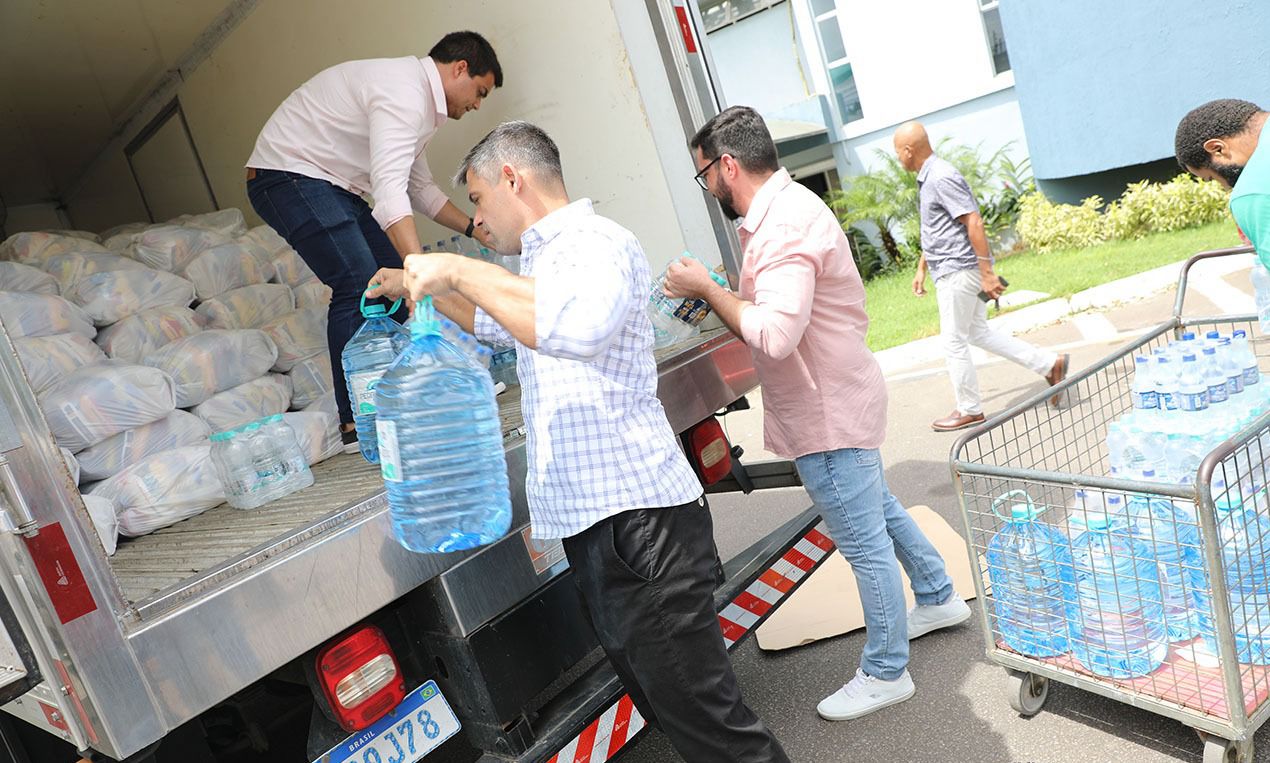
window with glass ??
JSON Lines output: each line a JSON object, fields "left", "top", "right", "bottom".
{"left": 698, "top": 0, "right": 786, "bottom": 33}
{"left": 810, "top": 1, "right": 862, "bottom": 125}
{"left": 979, "top": 0, "right": 1011, "bottom": 75}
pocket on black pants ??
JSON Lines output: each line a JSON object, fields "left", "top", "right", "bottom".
{"left": 608, "top": 511, "right": 655, "bottom": 583}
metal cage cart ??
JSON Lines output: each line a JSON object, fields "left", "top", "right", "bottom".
{"left": 952, "top": 247, "right": 1270, "bottom": 763}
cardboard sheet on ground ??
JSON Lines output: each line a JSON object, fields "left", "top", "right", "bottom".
{"left": 756, "top": 506, "right": 977, "bottom": 651}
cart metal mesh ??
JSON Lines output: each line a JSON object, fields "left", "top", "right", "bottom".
{"left": 951, "top": 249, "right": 1270, "bottom": 752}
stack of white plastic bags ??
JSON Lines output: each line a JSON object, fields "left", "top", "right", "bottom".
{"left": 0, "top": 215, "right": 343, "bottom": 543}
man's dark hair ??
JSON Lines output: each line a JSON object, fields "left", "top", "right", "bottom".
{"left": 1174, "top": 98, "right": 1261, "bottom": 169}
{"left": 430, "top": 31, "right": 503, "bottom": 88}
{"left": 690, "top": 106, "right": 780, "bottom": 174}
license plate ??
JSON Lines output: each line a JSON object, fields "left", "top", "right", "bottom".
{"left": 314, "top": 681, "right": 460, "bottom": 763}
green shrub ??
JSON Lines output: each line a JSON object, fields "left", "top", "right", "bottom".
{"left": 1103, "top": 174, "right": 1231, "bottom": 239}
{"left": 846, "top": 226, "right": 888, "bottom": 280}
{"left": 1015, "top": 193, "right": 1108, "bottom": 252}
{"left": 1016, "top": 174, "right": 1231, "bottom": 252}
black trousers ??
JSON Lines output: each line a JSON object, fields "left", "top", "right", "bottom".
{"left": 562, "top": 497, "right": 790, "bottom": 763}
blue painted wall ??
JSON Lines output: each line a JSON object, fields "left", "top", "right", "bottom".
{"left": 999, "top": 0, "right": 1270, "bottom": 182}
{"left": 705, "top": 3, "right": 810, "bottom": 116}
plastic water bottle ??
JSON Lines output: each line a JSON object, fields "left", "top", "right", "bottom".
{"left": 1069, "top": 514, "right": 1169, "bottom": 678}
{"left": 1251, "top": 261, "right": 1270, "bottom": 331}
{"left": 1202, "top": 346, "right": 1230, "bottom": 406}
{"left": 210, "top": 429, "right": 255, "bottom": 506}
{"left": 1197, "top": 484, "right": 1270, "bottom": 663}
{"left": 342, "top": 295, "right": 409, "bottom": 464}
{"left": 1232, "top": 330, "right": 1261, "bottom": 388}
{"left": 1163, "top": 433, "right": 1206, "bottom": 485}
{"left": 1131, "top": 356, "right": 1158, "bottom": 411}
{"left": 986, "top": 491, "right": 1073, "bottom": 657}
{"left": 1154, "top": 354, "right": 1177, "bottom": 412}
{"left": 210, "top": 418, "right": 313, "bottom": 509}
{"left": 1107, "top": 421, "right": 1152, "bottom": 476}
{"left": 1126, "top": 484, "right": 1201, "bottom": 642}
{"left": 260, "top": 414, "right": 314, "bottom": 490}
{"left": 1218, "top": 337, "right": 1246, "bottom": 398}
{"left": 374, "top": 298, "right": 512, "bottom": 553}
{"left": 648, "top": 253, "right": 730, "bottom": 349}
{"left": 1175, "top": 354, "right": 1209, "bottom": 412}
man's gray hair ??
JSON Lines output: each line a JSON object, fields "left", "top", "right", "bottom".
{"left": 452, "top": 120, "right": 564, "bottom": 187}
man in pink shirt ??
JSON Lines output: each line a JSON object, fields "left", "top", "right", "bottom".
{"left": 664, "top": 106, "right": 970, "bottom": 722}
{"left": 245, "top": 31, "right": 501, "bottom": 451}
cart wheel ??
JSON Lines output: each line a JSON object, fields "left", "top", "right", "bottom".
{"left": 1201, "top": 735, "right": 1254, "bottom": 763}
{"left": 1005, "top": 670, "right": 1049, "bottom": 716}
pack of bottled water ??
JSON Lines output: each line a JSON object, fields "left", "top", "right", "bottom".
{"left": 1111, "top": 330, "right": 1266, "bottom": 485}
{"left": 208, "top": 413, "right": 314, "bottom": 510}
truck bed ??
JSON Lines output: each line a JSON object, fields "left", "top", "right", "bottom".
{"left": 108, "top": 331, "right": 725, "bottom": 608}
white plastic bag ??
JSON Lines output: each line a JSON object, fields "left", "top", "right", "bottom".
{"left": 242, "top": 225, "right": 290, "bottom": 257}
{"left": 68, "top": 269, "right": 195, "bottom": 326}
{"left": 39, "top": 362, "right": 176, "bottom": 452}
{"left": 288, "top": 355, "right": 334, "bottom": 409}
{"left": 171, "top": 209, "right": 248, "bottom": 239}
{"left": 94, "top": 306, "right": 204, "bottom": 363}
{"left": 49, "top": 230, "right": 101, "bottom": 243}
{"left": 195, "top": 283, "right": 294, "bottom": 330}
{"left": 81, "top": 495, "right": 119, "bottom": 555}
{"left": 271, "top": 250, "right": 317, "bottom": 287}
{"left": 1, "top": 231, "right": 108, "bottom": 263}
{"left": 0, "top": 262, "right": 59, "bottom": 295}
{"left": 192, "top": 375, "right": 292, "bottom": 432}
{"left": 88, "top": 445, "right": 225, "bottom": 537}
{"left": 101, "top": 223, "right": 151, "bottom": 252}
{"left": 143, "top": 329, "right": 278, "bottom": 407}
{"left": 263, "top": 307, "right": 328, "bottom": 372}
{"left": 60, "top": 448, "right": 80, "bottom": 485}
{"left": 130, "top": 225, "right": 230, "bottom": 272}
{"left": 0, "top": 292, "right": 96, "bottom": 339}
{"left": 14, "top": 333, "right": 107, "bottom": 395}
{"left": 182, "top": 243, "right": 274, "bottom": 300}
{"left": 42, "top": 251, "right": 147, "bottom": 291}
{"left": 284, "top": 411, "right": 342, "bottom": 466}
{"left": 302, "top": 391, "right": 338, "bottom": 418}
{"left": 293, "top": 279, "right": 333, "bottom": 309}
{"left": 76, "top": 410, "right": 211, "bottom": 483}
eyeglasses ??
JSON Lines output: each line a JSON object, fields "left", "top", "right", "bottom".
{"left": 693, "top": 155, "right": 723, "bottom": 190}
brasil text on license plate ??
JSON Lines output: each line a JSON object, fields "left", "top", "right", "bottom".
{"left": 315, "top": 680, "right": 460, "bottom": 763}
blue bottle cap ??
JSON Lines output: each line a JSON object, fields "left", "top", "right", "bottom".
{"left": 210, "top": 431, "right": 231, "bottom": 442}
{"left": 1203, "top": 347, "right": 1216, "bottom": 355}
{"left": 265, "top": 414, "right": 285, "bottom": 424}
{"left": 1207, "top": 330, "right": 1220, "bottom": 339}
{"left": 1182, "top": 332, "right": 1196, "bottom": 341}
{"left": 359, "top": 291, "right": 402, "bottom": 318}
{"left": 1084, "top": 515, "right": 1113, "bottom": 531}
{"left": 1182, "top": 353, "right": 1197, "bottom": 362}
{"left": 1234, "top": 329, "right": 1248, "bottom": 339}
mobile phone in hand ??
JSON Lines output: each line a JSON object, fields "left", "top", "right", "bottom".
{"left": 978, "top": 276, "right": 1009, "bottom": 303}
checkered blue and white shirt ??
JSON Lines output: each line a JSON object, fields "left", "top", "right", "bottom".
{"left": 473, "top": 199, "right": 703, "bottom": 539}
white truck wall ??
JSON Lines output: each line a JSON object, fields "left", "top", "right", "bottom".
{"left": 67, "top": 0, "right": 694, "bottom": 272}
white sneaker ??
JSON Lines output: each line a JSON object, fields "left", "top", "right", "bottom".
{"left": 907, "top": 597, "right": 971, "bottom": 640}
{"left": 817, "top": 668, "right": 916, "bottom": 721}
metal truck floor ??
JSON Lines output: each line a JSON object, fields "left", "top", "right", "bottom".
{"left": 109, "top": 387, "right": 527, "bottom": 607}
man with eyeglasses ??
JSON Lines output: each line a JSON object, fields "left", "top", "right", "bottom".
{"left": 245, "top": 31, "right": 502, "bottom": 454}
{"left": 666, "top": 105, "right": 969, "bottom": 723}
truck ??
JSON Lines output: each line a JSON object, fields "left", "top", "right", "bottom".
{"left": 0, "top": 2, "right": 828, "bottom": 761}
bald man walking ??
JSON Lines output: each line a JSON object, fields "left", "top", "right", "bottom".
{"left": 894, "top": 122, "right": 1068, "bottom": 431}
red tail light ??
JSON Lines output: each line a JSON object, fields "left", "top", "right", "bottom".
{"left": 316, "top": 625, "right": 406, "bottom": 732}
{"left": 687, "top": 418, "right": 732, "bottom": 485}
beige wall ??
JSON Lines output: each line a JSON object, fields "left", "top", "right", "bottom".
{"left": 3, "top": 203, "right": 63, "bottom": 234}
{"left": 66, "top": 151, "right": 150, "bottom": 233}
{"left": 169, "top": 0, "right": 687, "bottom": 267}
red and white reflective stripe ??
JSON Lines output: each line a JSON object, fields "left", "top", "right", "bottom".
{"left": 547, "top": 694, "right": 646, "bottom": 763}
{"left": 719, "top": 524, "right": 833, "bottom": 647}
{"left": 545, "top": 523, "right": 834, "bottom": 763}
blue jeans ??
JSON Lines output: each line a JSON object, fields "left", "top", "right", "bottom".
{"left": 795, "top": 447, "right": 955, "bottom": 681}
{"left": 246, "top": 169, "right": 403, "bottom": 424}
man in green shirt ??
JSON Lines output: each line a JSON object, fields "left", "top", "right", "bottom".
{"left": 1175, "top": 98, "right": 1270, "bottom": 266}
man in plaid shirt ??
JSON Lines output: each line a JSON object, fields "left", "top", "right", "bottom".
{"left": 368, "top": 121, "right": 789, "bottom": 763}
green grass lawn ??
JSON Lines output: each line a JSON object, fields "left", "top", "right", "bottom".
{"left": 863, "top": 221, "right": 1244, "bottom": 352}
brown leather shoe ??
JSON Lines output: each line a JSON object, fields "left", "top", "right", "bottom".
{"left": 931, "top": 410, "right": 986, "bottom": 432}
{"left": 1045, "top": 353, "right": 1070, "bottom": 407}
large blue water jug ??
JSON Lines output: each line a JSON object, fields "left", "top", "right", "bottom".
{"left": 342, "top": 294, "right": 409, "bottom": 464}
{"left": 1125, "top": 487, "right": 1203, "bottom": 642}
{"left": 1197, "top": 485, "right": 1270, "bottom": 664}
{"left": 985, "top": 491, "right": 1074, "bottom": 657}
{"left": 1069, "top": 515, "right": 1169, "bottom": 678}
{"left": 373, "top": 298, "right": 511, "bottom": 553}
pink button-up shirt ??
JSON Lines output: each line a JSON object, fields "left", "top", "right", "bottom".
{"left": 247, "top": 56, "right": 451, "bottom": 231}
{"left": 737, "top": 169, "right": 887, "bottom": 459}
